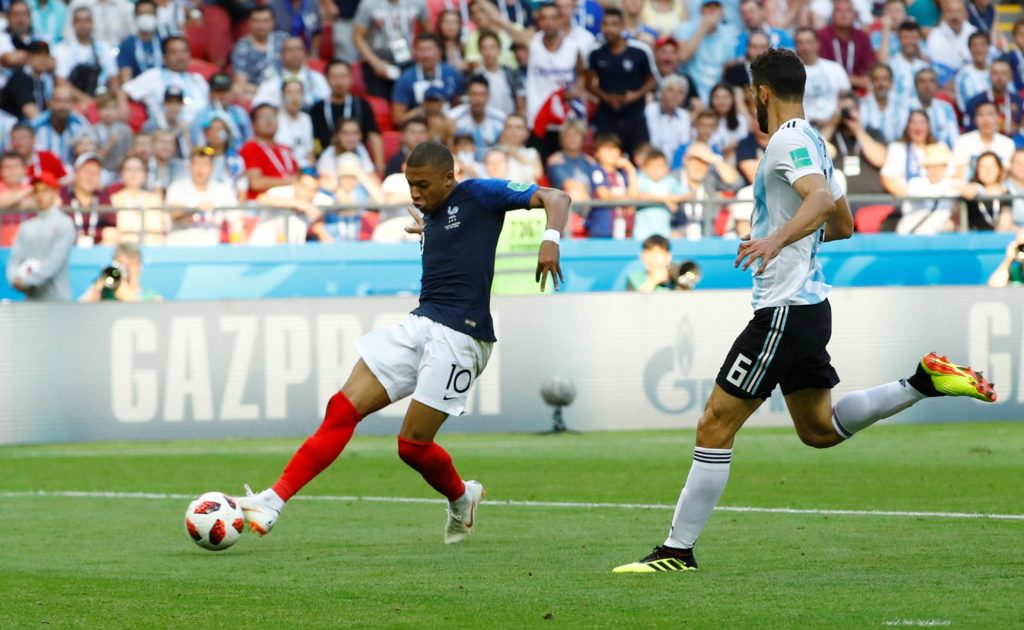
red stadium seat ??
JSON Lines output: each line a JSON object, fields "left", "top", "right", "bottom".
{"left": 426, "top": 0, "right": 447, "bottom": 25}
{"left": 127, "top": 100, "right": 149, "bottom": 133}
{"left": 381, "top": 130, "right": 403, "bottom": 162}
{"left": 366, "top": 95, "right": 394, "bottom": 132}
{"left": 319, "top": 22, "right": 334, "bottom": 61}
{"left": 359, "top": 210, "right": 379, "bottom": 240}
{"left": 854, "top": 205, "right": 896, "bottom": 233}
{"left": 308, "top": 58, "right": 326, "bottom": 75}
{"left": 350, "top": 62, "right": 367, "bottom": 97}
{"left": 188, "top": 59, "right": 220, "bottom": 81}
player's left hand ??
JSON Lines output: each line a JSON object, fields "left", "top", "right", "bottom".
{"left": 536, "top": 241, "right": 564, "bottom": 292}
{"left": 735, "top": 235, "right": 782, "bottom": 276}
{"left": 404, "top": 207, "right": 424, "bottom": 235}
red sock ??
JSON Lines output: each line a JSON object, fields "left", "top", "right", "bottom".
{"left": 272, "top": 392, "right": 362, "bottom": 501}
{"left": 396, "top": 437, "right": 466, "bottom": 502}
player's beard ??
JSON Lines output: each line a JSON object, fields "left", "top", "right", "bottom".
{"left": 755, "top": 92, "right": 769, "bottom": 134}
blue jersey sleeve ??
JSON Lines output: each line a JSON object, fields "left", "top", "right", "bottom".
{"left": 465, "top": 178, "right": 539, "bottom": 212}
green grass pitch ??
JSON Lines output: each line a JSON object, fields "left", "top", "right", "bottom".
{"left": 1, "top": 422, "right": 1022, "bottom": 628}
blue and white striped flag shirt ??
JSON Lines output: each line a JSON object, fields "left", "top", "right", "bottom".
{"left": 860, "top": 95, "right": 907, "bottom": 143}
{"left": 31, "top": 111, "right": 91, "bottom": 164}
{"left": 954, "top": 64, "right": 991, "bottom": 114}
{"left": 889, "top": 56, "right": 930, "bottom": 104}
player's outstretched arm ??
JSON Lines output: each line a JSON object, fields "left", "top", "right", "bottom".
{"left": 528, "top": 187, "right": 571, "bottom": 292}
{"left": 736, "top": 173, "right": 836, "bottom": 276}
{"left": 822, "top": 195, "right": 854, "bottom": 242}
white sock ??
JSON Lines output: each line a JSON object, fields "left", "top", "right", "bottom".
{"left": 260, "top": 489, "right": 285, "bottom": 511}
{"left": 664, "top": 447, "right": 732, "bottom": 550}
{"left": 831, "top": 379, "right": 926, "bottom": 439}
{"left": 450, "top": 485, "right": 472, "bottom": 508}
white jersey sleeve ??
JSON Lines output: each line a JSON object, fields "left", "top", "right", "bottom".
{"left": 770, "top": 123, "right": 844, "bottom": 201}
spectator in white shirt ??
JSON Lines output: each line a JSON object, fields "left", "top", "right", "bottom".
{"left": 165, "top": 147, "right": 241, "bottom": 245}
{"left": 252, "top": 36, "right": 330, "bottom": 109}
{"left": 53, "top": 7, "right": 120, "bottom": 102}
{"left": 645, "top": 74, "right": 692, "bottom": 161}
{"left": 122, "top": 36, "right": 210, "bottom": 125}
{"left": 796, "top": 26, "right": 851, "bottom": 128}
{"left": 898, "top": 142, "right": 965, "bottom": 235}
{"left": 953, "top": 100, "right": 1016, "bottom": 179}
{"left": 64, "top": 0, "right": 134, "bottom": 46}
{"left": 317, "top": 117, "right": 376, "bottom": 188}
{"left": 275, "top": 79, "right": 315, "bottom": 168}
{"left": 446, "top": 75, "right": 507, "bottom": 149}
{"left": 881, "top": 108, "right": 940, "bottom": 198}
{"left": 926, "top": 0, "right": 976, "bottom": 87}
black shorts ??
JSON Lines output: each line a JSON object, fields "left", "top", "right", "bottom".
{"left": 715, "top": 300, "right": 840, "bottom": 400}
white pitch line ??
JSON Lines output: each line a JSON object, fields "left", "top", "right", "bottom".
{"left": 1, "top": 490, "right": 1022, "bottom": 521}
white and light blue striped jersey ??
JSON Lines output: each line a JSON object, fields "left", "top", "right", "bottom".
{"left": 908, "top": 98, "right": 962, "bottom": 147}
{"left": 860, "top": 95, "right": 908, "bottom": 143}
{"left": 889, "top": 55, "right": 930, "bottom": 105}
{"left": 750, "top": 118, "right": 844, "bottom": 311}
{"left": 953, "top": 63, "right": 991, "bottom": 114}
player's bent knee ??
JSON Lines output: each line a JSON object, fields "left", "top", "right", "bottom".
{"left": 794, "top": 424, "right": 840, "bottom": 449}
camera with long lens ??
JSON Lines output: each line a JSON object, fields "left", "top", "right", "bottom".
{"left": 99, "top": 262, "right": 127, "bottom": 300}
{"left": 668, "top": 260, "right": 702, "bottom": 290}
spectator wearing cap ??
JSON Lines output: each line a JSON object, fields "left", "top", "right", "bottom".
{"left": 275, "top": 79, "right": 315, "bottom": 168}
{"left": 447, "top": 75, "right": 507, "bottom": 150}
{"left": 1, "top": 39, "right": 53, "bottom": 120}
{"left": 122, "top": 36, "right": 209, "bottom": 125}
{"left": 316, "top": 117, "right": 376, "bottom": 187}
{"left": 190, "top": 73, "right": 254, "bottom": 152}
{"left": 466, "top": 29, "right": 524, "bottom": 118}
{"left": 310, "top": 60, "right": 382, "bottom": 171}
{"left": 966, "top": 60, "right": 1023, "bottom": 135}
{"left": 735, "top": 0, "right": 794, "bottom": 59}
{"left": 896, "top": 142, "right": 964, "bottom": 235}
{"left": 61, "top": 152, "right": 116, "bottom": 246}
{"left": 384, "top": 116, "right": 428, "bottom": 177}
{"left": 8, "top": 122, "right": 65, "bottom": 180}
{"left": 888, "top": 21, "right": 931, "bottom": 104}
{"left": 909, "top": 68, "right": 960, "bottom": 147}
{"left": 927, "top": 0, "right": 976, "bottom": 86}
{"left": 165, "top": 146, "right": 242, "bottom": 245}
{"left": 31, "top": 84, "right": 91, "bottom": 164}
{"left": 64, "top": 0, "right": 134, "bottom": 47}
{"left": 796, "top": 27, "right": 851, "bottom": 129}
{"left": 5, "top": 170, "right": 75, "bottom": 301}
{"left": 587, "top": 8, "right": 657, "bottom": 157}
{"left": 116, "top": 0, "right": 163, "bottom": 84}
{"left": 88, "top": 92, "right": 134, "bottom": 173}
{"left": 241, "top": 103, "right": 300, "bottom": 200}
{"left": 53, "top": 7, "right": 120, "bottom": 102}
{"left": 817, "top": 0, "right": 876, "bottom": 92}
{"left": 674, "top": 0, "right": 739, "bottom": 104}
{"left": 141, "top": 87, "right": 191, "bottom": 158}
{"left": 953, "top": 100, "right": 1016, "bottom": 179}
{"left": 0, "top": 1, "right": 40, "bottom": 70}
{"left": 230, "top": 5, "right": 287, "bottom": 98}
{"left": 27, "top": 0, "right": 67, "bottom": 46}
{"left": 645, "top": 75, "right": 691, "bottom": 163}
{"left": 391, "top": 35, "right": 463, "bottom": 126}
{"left": 252, "top": 37, "right": 330, "bottom": 110}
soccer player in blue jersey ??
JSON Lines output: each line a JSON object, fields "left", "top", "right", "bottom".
{"left": 613, "top": 48, "right": 997, "bottom": 573}
{"left": 239, "top": 141, "right": 570, "bottom": 544}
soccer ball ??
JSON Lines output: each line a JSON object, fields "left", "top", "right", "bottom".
{"left": 185, "top": 492, "right": 245, "bottom": 551}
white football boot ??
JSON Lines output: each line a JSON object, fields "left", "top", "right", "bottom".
{"left": 444, "top": 480, "right": 484, "bottom": 544}
{"left": 238, "top": 484, "right": 281, "bottom": 536}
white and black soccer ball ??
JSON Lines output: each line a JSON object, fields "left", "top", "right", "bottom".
{"left": 185, "top": 492, "right": 245, "bottom": 551}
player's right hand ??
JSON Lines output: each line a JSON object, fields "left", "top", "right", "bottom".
{"left": 536, "top": 241, "right": 564, "bottom": 292}
{"left": 404, "top": 207, "right": 424, "bottom": 235}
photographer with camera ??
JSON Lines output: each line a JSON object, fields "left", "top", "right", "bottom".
{"left": 626, "top": 235, "right": 702, "bottom": 293}
{"left": 987, "top": 230, "right": 1024, "bottom": 287}
{"left": 79, "top": 242, "right": 161, "bottom": 302}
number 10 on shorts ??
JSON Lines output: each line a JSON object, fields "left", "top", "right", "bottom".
{"left": 446, "top": 363, "right": 473, "bottom": 394}
{"left": 726, "top": 354, "right": 753, "bottom": 387}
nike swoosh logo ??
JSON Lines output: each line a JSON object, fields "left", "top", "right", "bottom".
{"left": 442, "top": 395, "right": 457, "bottom": 401}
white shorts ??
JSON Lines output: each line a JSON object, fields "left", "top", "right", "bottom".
{"left": 356, "top": 315, "right": 493, "bottom": 416}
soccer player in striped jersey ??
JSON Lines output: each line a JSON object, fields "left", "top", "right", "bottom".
{"left": 613, "top": 48, "right": 997, "bottom": 574}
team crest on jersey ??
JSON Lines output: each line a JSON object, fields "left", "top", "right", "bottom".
{"left": 445, "top": 205, "right": 461, "bottom": 231}
{"left": 623, "top": 59, "right": 634, "bottom": 72}
{"left": 506, "top": 182, "right": 531, "bottom": 192}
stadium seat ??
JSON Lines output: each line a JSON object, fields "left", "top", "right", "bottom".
{"left": 360, "top": 210, "right": 379, "bottom": 240}
{"left": 366, "top": 95, "right": 394, "bottom": 132}
{"left": 127, "top": 100, "right": 149, "bottom": 133}
{"left": 188, "top": 59, "right": 220, "bottom": 81}
{"left": 854, "top": 205, "right": 896, "bottom": 233}
{"left": 426, "top": 0, "right": 448, "bottom": 25}
{"left": 350, "top": 62, "right": 368, "bottom": 97}
{"left": 308, "top": 58, "right": 327, "bottom": 75}
{"left": 198, "top": 4, "right": 234, "bottom": 66}
{"left": 185, "top": 22, "right": 209, "bottom": 62}
{"left": 381, "top": 130, "right": 403, "bottom": 162}
{"left": 319, "top": 22, "right": 334, "bottom": 61}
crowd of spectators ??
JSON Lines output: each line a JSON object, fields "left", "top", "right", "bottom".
{"left": 1, "top": 0, "right": 1024, "bottom": 265}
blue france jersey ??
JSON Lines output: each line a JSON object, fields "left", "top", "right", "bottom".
{"left": 413, "top": 178, "right": 539, "bottom": 342}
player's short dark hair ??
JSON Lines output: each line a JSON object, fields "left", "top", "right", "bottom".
{"left": 403, "top": 116, "right": 428, "bottom": 131}
{"left": 593, "top": 132, "right": 622, "bottom": 150}
{"left": 407, "top": 140, "right": 455, "bottom": 171}
{"left": 603, "top": 7, "right": 624, "bottom": 20}
{"left": 642, "top": 234, "right": 670, "bottom": 251}
{"left": 750, "top": 48, "right": 806, "bottom": 101}
{"left": 898, "top": 19, "right": 921, "bottom": 33}
{"left": 467, "top": 75, "right": 490, "bottom": 91}
{"left": 968, "top": 31, "right": 990, "bottom": 47}
{"left": 325, "top": 58, "right": 351, "bottom": 75}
